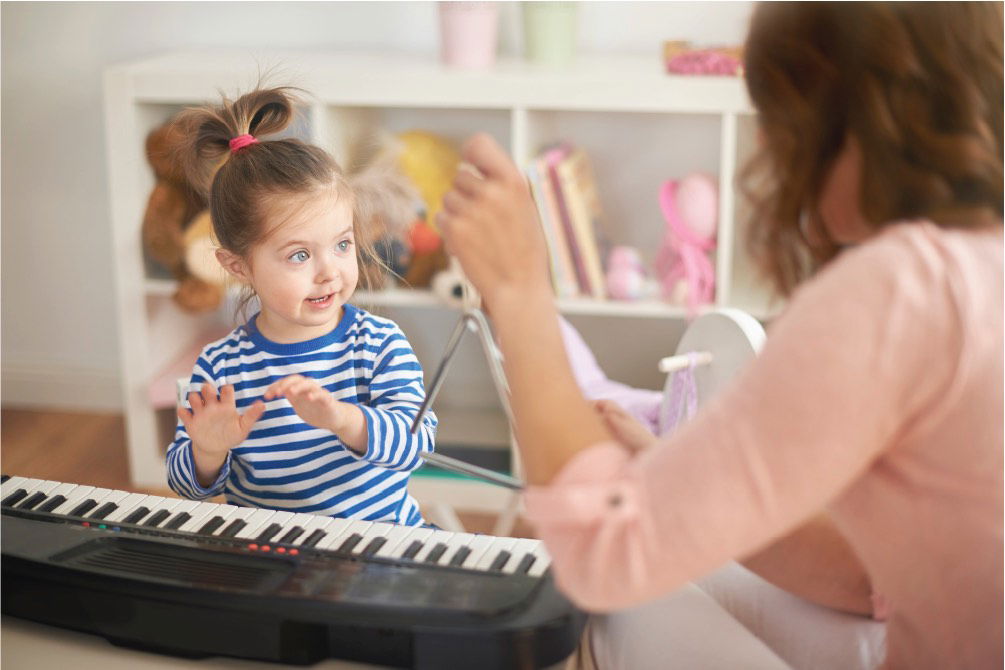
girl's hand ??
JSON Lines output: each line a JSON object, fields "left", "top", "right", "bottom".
{"left": 594, "top": 399, "right": 658, "bottom": 452}
{"left": 178, "top": 382, "right": 265, "bottom": 456}
{"left": 437, "top": 133, "right": 553, "bottom": 313}
{"left": 264, "top": 374, "right": 342, "bottom": 433}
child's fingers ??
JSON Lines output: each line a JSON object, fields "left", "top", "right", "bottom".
{"left": 460, "top": 133, "right": 518, "bottom": 183}
{"left": 264, "top": 374, "right": 304, "bottom": 400}
{"left": 200, "top": 382, "right": 218, "bottom": 406}
{"left": 451, "top": 167, "right": 484, "bottom": 198}
{"left": 177, "top": 406, "right": 193, "bottom": 427}
{"left": 219, "top": 384, "right": 235, "bottom": 407}
{"left": 239, "top": 400, "right": 266, "bottom": 434}
{"left": 188, "top": 391, "right": 204, "bottom": 412}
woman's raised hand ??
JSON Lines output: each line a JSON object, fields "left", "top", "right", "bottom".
{"left": 437, "top": 133, "right": 552, "bottom": 313}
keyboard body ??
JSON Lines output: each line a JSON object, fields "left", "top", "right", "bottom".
{"left": 1, "top": 476, "right": 585, "bottom": 668}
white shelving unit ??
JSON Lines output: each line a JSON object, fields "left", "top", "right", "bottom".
{"left": 104, "top": 49, "right": 773, "bottom": 488}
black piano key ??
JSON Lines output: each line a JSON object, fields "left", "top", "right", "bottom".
{"left": 448, "top": 546, "right": 472, "bottom": 567}
{"left": 37, "top": 495, "right": 67, "bottom": 513}
{"left": 220, "top": 518, "right": 247, "bottom": 537}
{"left": 198, "top": 516, "right": 225, "bottom": 535}
{"left": 2, "top": 489, "right": 28, "bottom": 507}
{"left": 425, "top": 543, "right": 448, "bottom": 563}
{"left": 143, "top": 509, "right": 171, "bottom": 527}
{"left": 489, "top": 550, "right": 512, "bottom": 571}
{"left": 90, "top": 502, "right": 119, "bottom": 520}
{"left": 402, "top": 540, "right": 424, "bottom": 559}
{"left": 255, "top": 523, "right": 283, "bottom": 543}
{"left": 302, "top": 529, "right": 327, "bottom": 547}
{"left": 122, "top": 506, "right": 151, "bottom": 524}
{"left": 164, "top": 511, "right": 192, "bottom": 530}
{"left": 278, "top": 526, "right": 304, "bottom": 544}
{"left": 1, "top": 475, "right": 9, "bottom": 484}
{"left": 17, "top": 491, "right": 49, "bottom": 510}
{"left": 69, "top": 499, "right": 98, "bottom": 517}
{"left": 516, "top": 553, "right": 537, "bottom": 574}
{"left": 360, "top": 536, "right": 387, "bottom": 556}
{"left": 338, "top": 533, "right": 363, "bottom": 552}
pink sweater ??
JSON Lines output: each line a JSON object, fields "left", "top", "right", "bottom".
{"left": 524, "top": 222, "right": 1003, "bottom": 669}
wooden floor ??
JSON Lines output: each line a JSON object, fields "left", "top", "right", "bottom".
{"left": 0, "top": 408, "right": 532, "bottom": 536}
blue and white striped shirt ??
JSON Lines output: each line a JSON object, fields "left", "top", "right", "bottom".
{"left": 167, "top": 304, "right": 437, "bottom": 527}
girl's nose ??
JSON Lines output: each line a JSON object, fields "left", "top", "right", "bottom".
{"left": 315, "top": 256, "right": 338, "bottom": 283}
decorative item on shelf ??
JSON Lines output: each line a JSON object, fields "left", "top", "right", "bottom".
{"left": 182, "top": 211, "right": 229, "bottom": 288}
{"left": 438, "top": 1, "right": 500, "bottom": 69}
{"left": 604, "top": 246, "right": 659, "bottom": 301}
{"left": 654, "top": 173, "right": 718, "bottom": 317}
{"left": 522, "top": 1, "right": 578, "bottom": 67}
{"left": 141, "top": 114, "right": 222, "bottom": 313}
{"left": 663, "top": 40, "right": 744, "bottom": 76}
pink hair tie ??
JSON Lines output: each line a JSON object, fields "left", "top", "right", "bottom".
{"left": 229, "top": 134, "right": 258, "bottom": 153}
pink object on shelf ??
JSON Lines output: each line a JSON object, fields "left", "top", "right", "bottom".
{"left": 666, "top": 50, "right": 742, "bottom": 76}
{"left": 438, "top": 1, "right": 500, "bottom": 69}
{"left": 147, "top": 328, "right": 230, "bottom": 409}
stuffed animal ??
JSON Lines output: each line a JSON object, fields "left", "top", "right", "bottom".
{"left": 654, "top": 173, "right": 718, "bottom": 315}
{"left": 605, "top": 246, "right": 659, "bottom": 301}
{"left": 142, "top": 115, "right": 223, "bottom": 313}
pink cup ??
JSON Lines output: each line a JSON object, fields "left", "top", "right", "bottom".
{"left": 438, "top": 1, "right": 500, "bottom": 69}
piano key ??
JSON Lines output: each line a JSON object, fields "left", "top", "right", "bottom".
{"left": 489, "top": 551, "right": 512, "bottom": 571}
{"left": 424, "top": 543, "right": 449, "bottom": 563}
{"left": 255, "top": 522, "right": 284, "bottom": 543}
{"left": 220, "top": 518, "right": 248, "bottom": 537}
{"left": 47, "top": 485, "right": 97, "bottom": 515}
{"left": 526, "top": 545, "right": 552, "bottom": 578}
{"left": 515, "top": 554, "right": 537, "bottom": 574}
{"left": 2, "top": 489, "right": 29, "bottom": 507}
{"left": 337, "top": 533, "right": 364, "bottom": 552}
{"left": 1, "top": 476, "right": 38, "bottom": 502}
{"left": 501, "top": 538, "right": 544, "bottom": 575}
{"left": 392, "top": 528, "right": 435, "bottom": 560}
{"left": 160, "top": 499, "right": 201, "bottom": 529}
{"left": 102, "top": 493, "right": 154, "bottom": 522}
{"left": 372, "top": 525, "right": 430, "bottom": 559}
{"left": 230, "top": 509, "right": 278, "bottom": 539}
{"left": 90, "top": 502, "right": 120, "bottom": 520}
{"left": 196, "top": 505, "right": 241, "bottom": 534}
{"left": 32, "top": 481, "right": 78, "bottom": 507}
{"left": 360, "top": 536, "right": 387, "bottom": 556}
{"left": 69, "top": 499, "right": 98, "bottom": 517}
{"left": 448, "top": 546, "right": 472, "bottom": 567}
{"left": 276, "top": 526, "right": 304, "bottom": 544}
{"left": 454, "top": 535, "right": 499, "bottom": 570}
{"left": 0, "top": 474, "right": 8, "bottom": 484}
{"left": 143, "top": 509, "right": 173, "bottom": 527}
{"left": 123, "top": 506, "right": 152, "bottom": 524}
{"left": 474, "top": 538, "right": 520, "bottom": 572}
{"left": 413, "top": 529, "right": 463, "bottom": 562}
{"left": 316, "top": 519, "right": 372, "bottom": 552}
{"left": 197, "top": 516, "right": 227, "bottom": 535}
{"left": 289, "top": 515, "right": 339, "bottom": 546}
{"left": 37, "top": 495, "right": 68, "bottom": 513}
{"left": 176, "top": 501, "right": 233, "bottom": 533}
{"left": 431, "top": 532, "right": 478, "bottom": 567}
{"left": 14, "top": 480, "right": 61, "bottom": 508}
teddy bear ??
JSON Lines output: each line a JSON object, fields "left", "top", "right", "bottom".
{"left": 141, "top": 114, "right": 223, "bottom": 313}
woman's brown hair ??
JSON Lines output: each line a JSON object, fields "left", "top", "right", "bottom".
{"left": 177, "top": 86, "right": 387, "bottom": 314}
{"left": 742, "top": 2, "right": 1004, "bottom": 296}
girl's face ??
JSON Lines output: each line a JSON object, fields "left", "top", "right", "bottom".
{"left": 220, "top": 188, "right": 359, "bottom": 343}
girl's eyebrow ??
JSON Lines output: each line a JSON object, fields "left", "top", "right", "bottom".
{"left": 277, "top": 227, "right": 354, "bottom": 250}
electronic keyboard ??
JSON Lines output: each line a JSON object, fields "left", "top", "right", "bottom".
{"left": 1, "top": 475, "right": 585, "bottom": 668}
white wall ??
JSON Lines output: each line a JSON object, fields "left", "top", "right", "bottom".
{"left": 0, "top": 1, "right": 753, "bottom": 411}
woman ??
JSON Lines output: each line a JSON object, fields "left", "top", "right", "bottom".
{"left": 438, "top": 3, "right": 1003, "bottom": 669}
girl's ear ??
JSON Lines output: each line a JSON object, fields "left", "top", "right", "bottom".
{"left": 215, "top": 248, "right": 250, "bottom": 283}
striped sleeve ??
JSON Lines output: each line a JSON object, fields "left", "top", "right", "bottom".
{"left": 165, "top": 344, "right": 233, "bottom": 500}
{"left": 357, "top": 323, "right": 437, "bottom": 472}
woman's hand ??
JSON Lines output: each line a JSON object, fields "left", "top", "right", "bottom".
{"left": 437, "top": 133, "right": 552, "bottom": 313}
{"left": 594, "top": 399, "right": 659, "bottom": 452}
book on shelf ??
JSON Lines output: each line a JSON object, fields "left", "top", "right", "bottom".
{"left": 526, "top": 157, "right": 579, "bottom": 298}
{"left": 553, "top": 146, "right": 610, "bottom": 299}
{"left": 541, "top": 144, "right": 596, "bottom": 297}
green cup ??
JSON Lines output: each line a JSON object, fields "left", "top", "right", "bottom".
{"left": 523, "top": 1, "right": 578, "bottom": 67}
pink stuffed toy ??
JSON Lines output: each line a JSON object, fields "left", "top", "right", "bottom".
{"left": 605, "top": 246, "right": 658, "bottom": 301}
{"left": 654, "top": 174, "right": 718, "bottom": 316}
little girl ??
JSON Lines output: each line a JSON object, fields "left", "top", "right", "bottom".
{"left": 165, "top": 87, "right": 437, "bottom": 527}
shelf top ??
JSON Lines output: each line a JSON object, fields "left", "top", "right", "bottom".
{"left": 108, "top": 49, "right": 754, "bottom": 114}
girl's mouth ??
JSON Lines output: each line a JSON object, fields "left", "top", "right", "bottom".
{"left": 306, "top": 293, "right": 335, "bottom": 308}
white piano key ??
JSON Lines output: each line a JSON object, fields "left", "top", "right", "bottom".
{"left": 474, "top": 537, "right": 521, "bottom": 572}
{"left": 176, "top": 500, "right": 232, "bottom": 533}
{"left": 1, "top": 476, "right": 40, "bottom": 501}
{"left": 372, "top": 525, "right": 427, "bottom": 559}
{"left": 49, "top": 485, "right": 98, "bottom": 515}
{"left": 455, "top": 534, "right": 499, "bottom": 570}
{"left": 286, "top": 515, "right": 338, "bottom": 546}
{"left": 104, "top": 493, "right": 163, "bottom": 523}
{"left": 390, "top": 527, "right": 435, "bottom": 559}
{"left": 80, "top": 489, "right": 132, "bottom": 518}
{"left": 501, "top": 538, "right": 543, "bottom": 574}
{"left": 316, "top": 519, "right": 373, "bottom": 551}
{"left": 304, "top": 517, "right": 354, "bottom": 548}
{"left": 213, "top": 505, "right": 260, "bottom": 534}
{"left": 430, "top": 532, "right": 479, "bottom": 567}
{"left": 231, "top": 508, "right": 279, "bottom": 539}
{"left": 412, "top": 529, "right": 462, "bottom": 562}
{"left": 346, "top": 522, "right": 398, "bottom": 555}
{"left": 31, "top": 481, "right": 79, "bottom": 507}
{"left": 25, "top": 480, "right": 61, "bottom": 495}
{"left": 526, "top": 544, "right": 552, "bottom": 578}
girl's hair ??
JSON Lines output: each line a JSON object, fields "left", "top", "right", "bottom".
{"left": 177, "top": 86, "right": 387, "bottom": 313}
{"left": 741, "top": 2, "right": 1004, "bottom": 296}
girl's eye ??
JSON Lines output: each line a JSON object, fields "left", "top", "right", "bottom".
{"left": 337, "top": 240, "right": 352, "bottom": 253}
{"left": 289, "top": 250, "right": 309, "bottom": 263}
